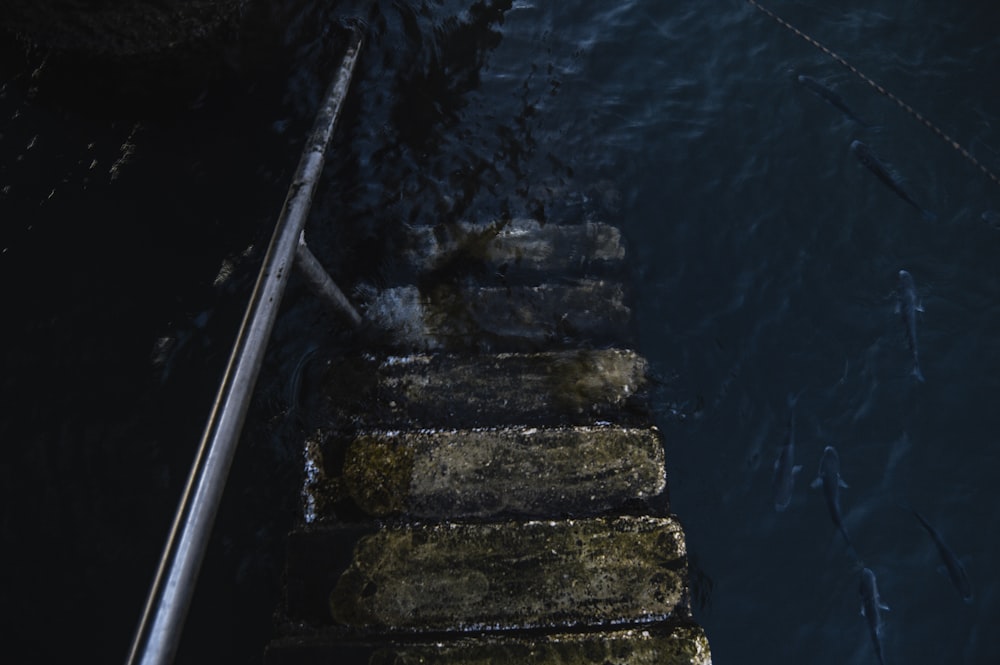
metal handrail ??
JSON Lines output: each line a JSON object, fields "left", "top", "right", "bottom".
{"left": 125, "top": 28, "right": 365, "bottom": 665}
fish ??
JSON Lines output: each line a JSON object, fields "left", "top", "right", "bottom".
{"left": 860, "top": 567, "right": 890, "bottom": 665}
{"left": 810, "top": 445, "right": 854, "bottom": 550}
{"left": 896, "top": 269, "right": 925, "bottom": 382}
{"left": 982, "top": 210, "right": 1000, "bottom": 229}
{"left": 797, "top": 74, "right": 874, "bottom": 128}
{"left": 771, "top": 393, "right": 803, "bottom": 511}
{"left": 912, "top": 509, "right": 973, "bottom": 603}
{"left": 851, "top": 140, "right": 936, "bottom": 221}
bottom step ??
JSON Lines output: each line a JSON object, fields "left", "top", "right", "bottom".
{"left": 284, "top": 516, "right": 689, "bottom": 633}
{"left": 266, "top": 624, "right": 712, "bottom": 665}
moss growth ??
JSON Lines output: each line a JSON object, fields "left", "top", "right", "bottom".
{"left": 546, "top": 349, "right": 647, "bottom": 413}
{"left": 418, "top": 218, "right": 512, "bottom": 288}
{"left": 342, "top": 435, "right": 416, "bottom": 516}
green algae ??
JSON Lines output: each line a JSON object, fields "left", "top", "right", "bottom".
{"left": 342, "top": 435, "right": 415, "bottom": 516}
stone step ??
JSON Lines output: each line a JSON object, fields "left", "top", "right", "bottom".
{"left": 281, "top": 516, "right": 689, "bottom": 634}
{"left": 360, "top": 280, "right": 632, "bottom": 352}
{"left": 318, "top": 349, "right": 650, "bottom": 430}
{"left": 265, "top": 623, "right": 712, "bottom": 665}
{"left": 397, "top": 218, "right": 626, "bottom": 282}
{"left": 302, "top": 425, "right": 667, "bottom": 522}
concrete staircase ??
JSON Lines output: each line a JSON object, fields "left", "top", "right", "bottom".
{"left": 265, "top": 216, "right": 711, "bottom": 664}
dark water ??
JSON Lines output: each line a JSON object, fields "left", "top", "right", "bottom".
{"left": 3, "top": 1, "right": 1000, "bottom": 663}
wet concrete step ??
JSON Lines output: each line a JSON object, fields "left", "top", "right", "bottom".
{"left": 265, "top": 623, "right": 711, "bottom": 665}
{"left": 398, "top": 218, "right": 626, "bottom": 282}
{"left": 319, "top": 348, "right": 650, "bottom": 430}
{"left": 360, "top": 279, "right": 632, "bottom": 352}
{"left": 282, "top": 515, "right": 689, "bottom": 635}
{"left": 303, "top": 425, "right": 667, "bottom": 522}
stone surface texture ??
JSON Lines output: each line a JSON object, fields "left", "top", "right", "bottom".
{"left": 336, "top": 426, "right": 666, "bottom": 518}
{"left": 329, "top": 516, "right": 688, "bottom": 633}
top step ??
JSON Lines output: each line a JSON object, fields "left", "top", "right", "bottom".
{"left": 396, "top": 219, "right": 626, "bottom": 283}
{"left": 360, "top": 279, "right": 633, "bottom": 353}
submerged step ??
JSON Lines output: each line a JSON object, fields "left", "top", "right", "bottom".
{"left": 361, "top": 280, "right": 632, "bottom": 352}
{"left": 399, "top": 218, "right": 626, "bottom": 280}
{"left": 284, "top": 516, "right": 689, "bottom": 634}
{"left": 320, "top": 349, "right": 650, "bottom": 429}
{"left": 304, "top": 425, "right": 667, "bottom": 521}
{"left": 265, "top": 623, "right": 712, "bottom": 665}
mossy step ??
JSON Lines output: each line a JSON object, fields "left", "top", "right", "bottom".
{"left": 361, "top": 280, "right": 632, "bottom": 352}
{"left": 265, "top": 623, "right": 711, "bottom": 665}
{"left": 398, "top": 218, "right": 626, "bottom": 282}
{"left": 320, "top": 349, "right": 650, "bottom": 430}
{"left": 303, "top": 425, "right": 666, "bottom": 522}
{"left": 283, "top": 516, "right": 689, "bottom": 634}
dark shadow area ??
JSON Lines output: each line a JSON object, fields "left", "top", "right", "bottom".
{"left": 0, "top": 2, "right": 364, "bottom": 663}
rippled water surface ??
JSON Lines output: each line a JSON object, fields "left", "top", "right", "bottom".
{"left": 3, "top": 1, "right": 1000, "bottom": 663}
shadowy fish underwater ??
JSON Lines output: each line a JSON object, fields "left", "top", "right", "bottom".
{"left": 896, "top": 269, "right": 925, "bottom": 382}
{"left": 772, "top": 393, "right": 802, "bottom": 511}
{"left": 851, "top": 140, "right": 936, "bottom": 221}
{"left": 912, "top": 509, "right": 973, "bottom": 603}
{"left": 860, "top": 567, "right": 890, "bottom": 665}
{"left": 810, "top": 445, "right": 855, "bottom": 554}
{"left": 796, "top": 74, "right": 875, "bottom": 128}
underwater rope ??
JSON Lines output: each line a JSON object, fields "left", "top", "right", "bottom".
{"left": 745, "top": 0, "right": 1000, "bottom": 188}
